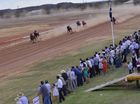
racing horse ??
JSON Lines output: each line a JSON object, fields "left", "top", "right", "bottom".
{"left": 76, "top": 21, "right": 81, "bottom": 27}
{"left": 30, "top": 33, "right": 35, "bottom": 43}
{"left": 67, "top": 25, "right": 73, "bottom": 34}
{"left": 112, "top": 17, "right": 116, "bottom": 24}
{"left": 33, "top": 30, "right": 40, "bottom": 41}
{"left": 82, "top": 21, "right": 87, "bottom": 26}
{"left": 30, "top": 30, "right": 40, "bottom": 43}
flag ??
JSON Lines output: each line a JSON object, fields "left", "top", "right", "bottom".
{"left": 109, "top": 0, "right": 113, "bottom": 21}
{"left": 109, "top": 7, "right": 113, "bottom": 21}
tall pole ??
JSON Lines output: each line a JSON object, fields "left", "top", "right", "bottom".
{"left": 109, "top": 0, "right": 115, "bottom": 47}
{"left": 111, "top": 17, "right": 115, "bottom": 47}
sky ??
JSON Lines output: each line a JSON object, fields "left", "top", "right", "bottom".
{"left": 0, "top": 0, "right": 107, "bottom": 10}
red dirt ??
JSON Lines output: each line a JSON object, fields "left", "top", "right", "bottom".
{"left": 0, "top": 15, "right": 140, "bottom": 80}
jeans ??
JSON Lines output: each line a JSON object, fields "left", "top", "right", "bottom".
{"left": 44, "top": 96, "right": 51, "bottom": 104}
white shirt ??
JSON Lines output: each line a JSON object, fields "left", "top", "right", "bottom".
{"left": 19, "top": 96, "right": 28, "bottom": 104}
{"left": 134, "top": 43, "right": 139, "bottom": 49}
{"left": 53, "top": 86, "right": 59, "bottom": 96}
{"left": 79, "top": 63, "right": 84, "bottom": 70}
{"left": 16, "top": 100, "right": 22, "bottom": 104}
{"left": 90, "top": 58, "right": 94, "bottom": 67}
{"left": 129, "top": 44, "right": 134, "bottom": 52}
{"left": 128, "top": 62, "right": 133, "bottom": 70}
{"left": 126, "top": 40, "right": 131, "bottom": 46}
{"left": 110, "top": 49, "right": 115, "bottom": 57}
{"left": 86, "top": 60, "right": 92, "bottom": 68}
{"left": 57, "top": 78, "right": 63, "bottom": 88}
{"left": 96, "top": 54, "right": 100, "bottom": 60}
{"left": 70, "top": 71, "right": 76, "bottom": 80}
{"left": 122, "top": 42, "right": 127, "bottom": 49}
{"left": 66, "top": 69, "right": 71, "bottom": 79}
{"left": 105, "top": 48, "right": 110, "bottom": 54}
{"left": 45, "top": 83, "right": 51, "bottom": 93}
{"left": 120, "top": 45, "right": 125, "bottom": 52}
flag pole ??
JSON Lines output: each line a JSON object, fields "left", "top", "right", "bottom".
{"left": 109, "top": 0, "right": 115, "bottom": 47}
{"left": 111, "top": 17, "right": 115, "bottom": 47}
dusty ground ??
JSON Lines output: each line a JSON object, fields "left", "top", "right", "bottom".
{"left": 0, "top": 4, "right": 140, "bottom": 80}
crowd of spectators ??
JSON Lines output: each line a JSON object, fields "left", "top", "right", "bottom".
{"left": 16, "top": 30, "right": 140, "bottom": 104}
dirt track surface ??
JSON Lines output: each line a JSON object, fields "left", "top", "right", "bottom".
{"left": 0, "top": 21, "right": 110, "bottom": 76}
{"left": 0, "top": 15, "right": 140, "bottom": 80}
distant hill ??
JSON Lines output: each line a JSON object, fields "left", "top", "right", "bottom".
{"left": 113, "top": 0, "right": 140, "bottom": 5}
{"left": 0, "top": 1, "right": 108, "bottom": 18}
{"left": 0, "top": 0, "right": 139, "bottom": 18}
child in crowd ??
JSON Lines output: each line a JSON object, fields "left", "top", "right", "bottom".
{"left": 52, "top": 84, "right": 59, "bottom": 104}
{"left": 127, "top": 62, "right": 133, "bottom": 74}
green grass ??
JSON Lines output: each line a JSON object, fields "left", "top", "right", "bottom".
{"left": 0, "top": 28, "right": 140, "bottom": 104}
{"left": 61, "top": 67, "right": 140, "bottom": 104}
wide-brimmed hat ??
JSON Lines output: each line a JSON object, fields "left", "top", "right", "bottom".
{"left": 17, "top": 92, "right": 24, "bottom": 97}
{"left": 57, "top": 74, "right": 61, "bottom": 77}
{"left": 60, "top": 70, "right": 65, "bottom": 73}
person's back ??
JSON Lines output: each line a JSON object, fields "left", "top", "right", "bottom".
{"left": 40, "top": 84, "right": 51, "bottom": 104}
{"left": 45, "top": 83, "right": 51, "bottom": 93}
{"left": 94, "top": 57, "right": 99, "bottom": 66}
{"left": 61, "top": 72, "right": 68, "bottom": 81}
{"left": 70, "top": 71, "right": 76, "bottom": 80}
{"left": 40, "top": 84, "right": 49, "bottom": 97}
{"left": 19, "top": 96, "right": 29, "bottom": 104}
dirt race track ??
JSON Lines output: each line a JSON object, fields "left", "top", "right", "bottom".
{"left": 0, "top": 13, "right": 140, "bottom": 81}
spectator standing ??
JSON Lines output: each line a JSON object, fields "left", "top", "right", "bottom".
{"left": 38, "top": 81, "right": 51, "bottom": 104}
{"left": 56, "top": 76, "right": 65, "bottom": 103}
{"left": 102, "top": 57, "right": 107, "bottom": 75}
{"left": 98, "top": 57, "right": 103, "bottom": 75}
{"left": 82, "top": 64, "right": 89, "bottom": 84}
{"left": 45, "top": 80, "right": 52, "bottom": 104}
{"left": 17, "top": 92, "right": 29, "bottom": 104}
{"left": 127, "top": 62, "right": 133, "bottom": 74}
{"left": 70, "top": 69, "right": 77, "bottom": 90}
{"left": 52, "top": 84, "right": 59, "bottom": 104}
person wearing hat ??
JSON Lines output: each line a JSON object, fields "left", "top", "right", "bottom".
{"left": 17, "top": 92, "right": 29, "bottom": 104}
{"left": 58, "top": 74, "right": 67, "bottom": 96}
{"left": 61, "top": 70, "right": 70, "bottom": 94}
{"left": 56, "top": 75, "right": 65, "bottom": 103}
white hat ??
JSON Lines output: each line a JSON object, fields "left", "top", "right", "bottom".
{"left": 60, "top": 70, "right": 65, "bottom": 73}
{"left": 17, "top": 92, "right": 24, "bottom": 97}
{"left": 57, "top": 74, "right": 61, "bottom": 77}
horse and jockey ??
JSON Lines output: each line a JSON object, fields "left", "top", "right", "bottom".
{"left": 67, "top": 25, "right": 73, "bottom": 34}
{"left": 67, "top": 20, "right": 87, "bottom": 34}
{"left": 30, "top": 30, "right": 40, "bottom": 43}
{"left": 76, "top": 20, "right": 87, "bottom": 27}
{"left": 76, "top": 21, "right": 81, "bottom": 27}
{"left": 111, "top": 17, "right": 116, "bottom": 24}
{"left": 82, "top": 21, "right": 87, "bottom": 26}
